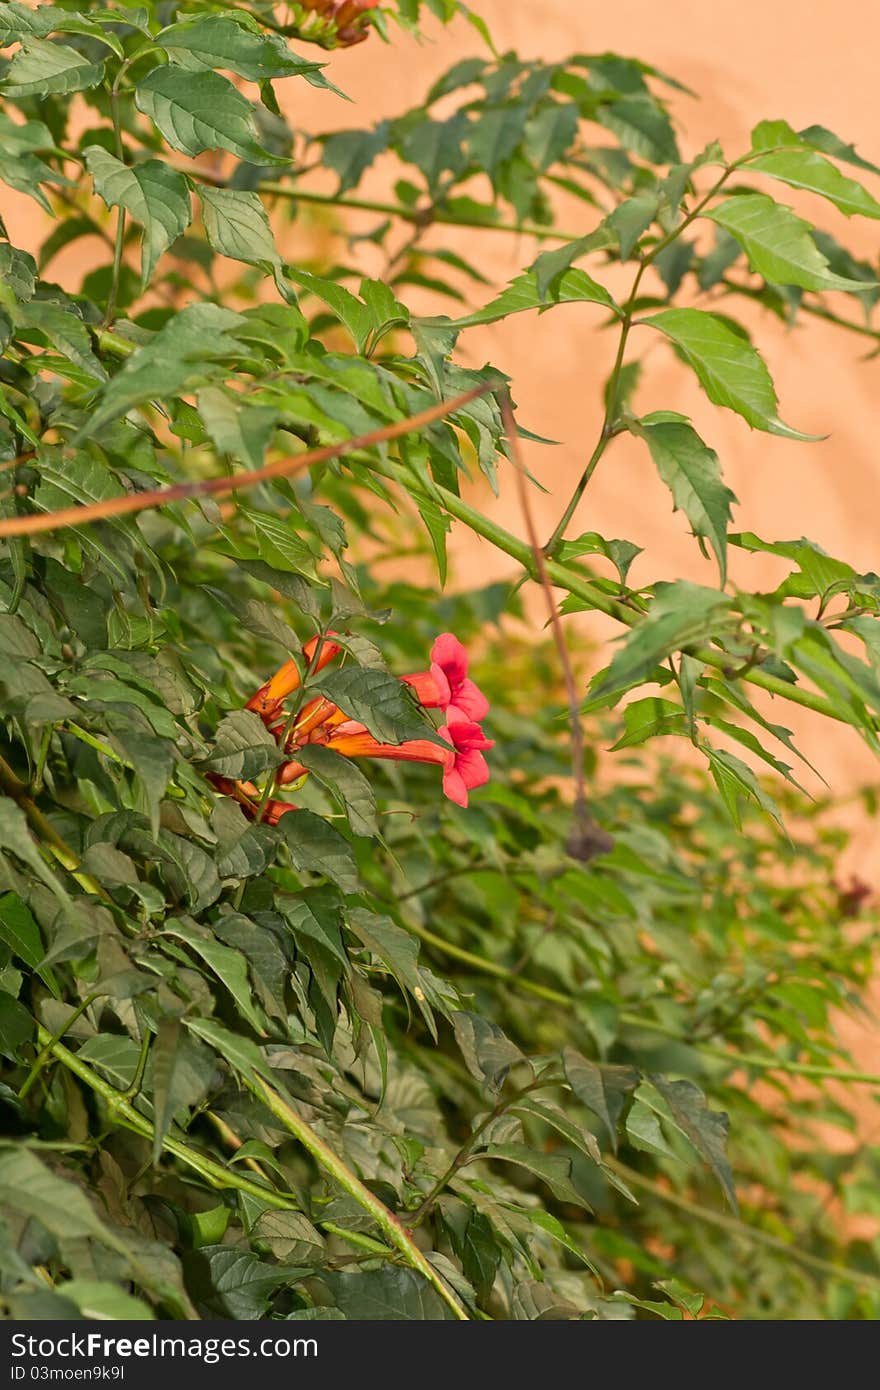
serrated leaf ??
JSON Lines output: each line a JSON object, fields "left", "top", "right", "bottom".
{"left": 163, "top": 919, "right": 266, "bottom": 1035}
{"left": 562, "top": 1048, "right": 638, "bottom": 1151}
{"left": 278, "top": 809, "right": 359, "bottom": 894}
{"left": 748, "top": 145, "right": 880, "bottom": 220}
{"left": 435, "top": 265, "right": 619, "bottom": 329}
{"left": 135, "top": 68, "right": 283, "bottom": 165}
{"left": 3, "top": 38, "right": 104, "bottom": 97}
{"left": 85, "top": 146, "right": 192, "bottom": 287}
{"left": 313, "top": 668, "right": 443, "bottom": 746}
{"left": 644, "top": 307, "right": 813, "bottom": 439}
{"left": 482, "top": 1144, "right": 587, "bottom": 1208}
{"left": 183, "top": 1246, "right": 304, "bottom": 1319}
{"left": 452, "top": 1011, "right": 526, "bottom": 1094}
{"left": 589, "top": 581, "right": 732, "bottom": 701}
{"left": 0, "top": 892, "right": 58, "bottom": 995}
{"left": 80, "top": 303, "right": 248, "bottom": 437}
{"left": 322, "top": 123, "right": 390, "bottom": 193}
{"left": 17, "top": 298, "right": 106, "bottom": 382}
{"left": 202, "top": 710, "right": 284, "bottom": 781}
{"left": 295, "top": 745, "right": 378, "bottom": 837}
{"left": 638, "top": 415, "right": 736, "bottom": 583}
{"left": 325, "top": 1267, "right": 451, "bottom": 1320}
{"left": 557, "top": 531, "right": 642, "bottom": 585}
{"left": 649, "top": 1075, "right": 737, "bottom": 1210}
{"left": 706, "top": 193, "right": 877, "bottom": 291}
{"left": 158, "top": 15, "right": 331, "bottom": 87}
{"left": 706, "top": 746, "right": 783, "bottom": 830}
{"left": 199, "top": 185, "right": 287, "bottom": 288}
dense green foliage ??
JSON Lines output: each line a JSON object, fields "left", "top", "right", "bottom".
{"left": 1, "top": 0, "right": 880, "bottom": 1321}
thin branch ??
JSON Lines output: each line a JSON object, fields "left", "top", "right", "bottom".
{"left": 250, "top": 1077, "right": 470, "bottom": 1320}
{"left": 499, "top": 391, "right": 613, "bottom": 860}
{"left": 0, "top": 384, "right": 494, "bottom": 539}
{"left": 543, "top": 163, "right": 737, "bottom": 555}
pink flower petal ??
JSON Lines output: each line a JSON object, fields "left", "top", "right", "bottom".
{"left": 431, "top": 632, "right": 469, "bottom": 687}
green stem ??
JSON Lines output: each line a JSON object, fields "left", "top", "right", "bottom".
{"left": 408, "top": 1078, "right": 548, "bottom": 1228}
{"left": 105, "top": 83, "right": 127, "bottom": 326}
{"left": 250, "top": 1076, "right": 470, "bottom": 1320}
{"left": 609, "top": 1157, "right": 880, "bottom": 1295}
{"left": 544, "top": 163, "right": 737, "bottom": 555}
{"left": 33, "top": 1026, "right": 302, "bottom": 1210}
{"left": 187, "top": 167, "right": 578, "bottom": 242}
{"left": 122, "top": 1027, "right": 151, "bottom": 1100}
{"left": 19, "top": 992, "right": 104, "bottom": 1100}
{"left": 0, "top": 752, "right": 107, "bottom": 899}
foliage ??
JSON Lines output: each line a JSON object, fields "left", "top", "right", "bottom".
{"left": 1, "top": 0, "right": 879, "bottom": 1322}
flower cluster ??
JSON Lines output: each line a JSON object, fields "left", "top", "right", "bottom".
{"left": 209, "top": 634, "right": 493, "bottom": 825}
{"left": 297, "top": 0, "right": 380, "bottom": 47}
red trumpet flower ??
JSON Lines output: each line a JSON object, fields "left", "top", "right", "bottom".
{"left": 318, "top": 716, "right": 494, "bottom": 808}
{"left": 246, "top": 632, "right": 341, "bottom": 726}
{"left": 402, "top": 632, "right": 489, "bottom": 726}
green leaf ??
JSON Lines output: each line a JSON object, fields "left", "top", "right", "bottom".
{"left": 557, "top": 531, "right": 642, "bottom": 585}
{"left": 183, "top": 1017, "right": 267, "bottom": 1084}
{"left": 434, "top": 266, "right": 619, "bottom": 329}
{"left": 197, "top": 386, "right": 277, "bottom": 469}
{"left": 3, "top": 39, "right": 104, "bottom": 97}
{"left": 608, "top": 194, "right": 660, "bottom": 259}
{"left": 0, "top": 892, "right": 58, "bottom": 995}
{"left": 286, "top": 268, "right": 372, "bottom": 351}
{"left": 158, "top": 15, "right": 331, "bottom": 88}
{"left": 81, "top": 303, "right": 248, "bottom": 437}
{"left": 295, "top": 745, "right": 378, "bottom": 837}
{"left": 17, "top": 298, "right": 106, "bottom": 382}
{"left": 347, "top": 909, "right": 425, "bottom": 1005}
{"left": 314, "top": 667, "right": 441, "bottom": 746}
{"left": 705, "top": 193, "right": 877, "bottom": 291}
{"left": 278, "top": 810, "right": 359, "bottom": 894}
{"left": 748, "top": 147, "right": 880, "bottom": 220}
{"left": 562, "top": 1048, "right": 638, "bottom": 1151}
{"left": 599, "top": 95, "right": 679, "bottom": 165}
{"left": 452, "top": 1011, "right": 526, "bottom": 1094}
{"left": 0, "top": 994, "right": 33, "bottom": 1061}
{"left": 162, "top": 919, "right": 266, "bottom": 1035}
{"left": 0, "top": 5, "right": 122, "bottom": 51}
{"left": 199, "top": 185, "right": 288, "bottom": 292}
{"left": 644, "top": 307, "right": 813, "bottom": 439}
{"left": 637, "top": 415, "right": 736, "bottom": 583}
{"left": 54, "top": 1281, "right": 154, "bottom": 1321}
{"left": 0, "top": 1149, "right": 126, "bottom": 1247}
{"left": 483, "top": 1144, "right": 587, "bottom": 1208}
{"left": 322, "top": 123, "right": 390, "bottom": 193}
{"left": 524, "top": 101, "right": 579, "bottom": 170}
{"left": 648, "top": 1076, "right": 737, "bottom": 1210}
{"left": 611, "top": 696, "right": 690, "bottom": 748}
{"left": 151, "top": 1019, "right": 215, "bottom": 1162}
{"left": 705, "top": 746, "right": 783, "bottom": 830}
{"left": 183, "top": 1246, "right": 304, "bottom": 1319}
{"left": 799, "top": 124, "right": 880, "bottom": 177}
{"left": 0, "top": 801, "right": 69, "bottom": 907}
{"left": 589, "top": 581, "right": 732, "bottom": 701}
{"left": 202, "top": 710, "right": 284, "bottom": 781}
{"left": 135, "top": 68, "right": 284, "bottom": 165}
{"left": 325, "top": 1268, "right": 452, "bottom": 1320}
{"left": 85, "top": 147, "right": 192, "bottom": 288}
